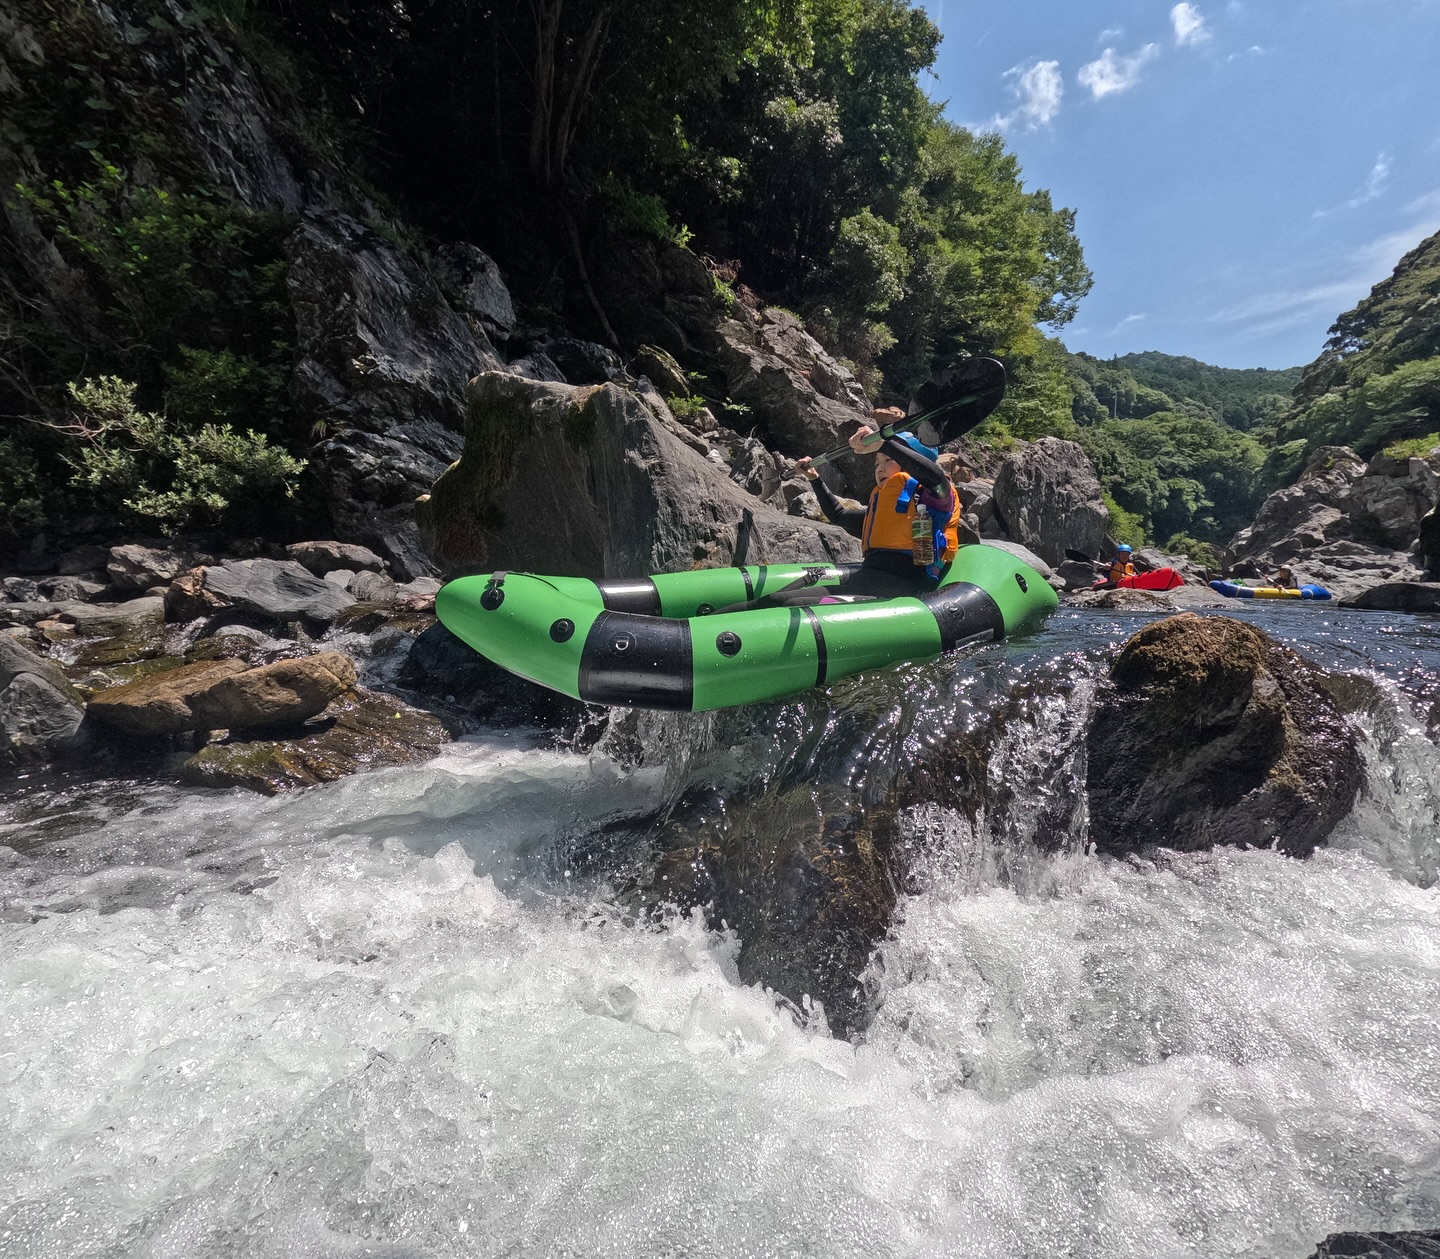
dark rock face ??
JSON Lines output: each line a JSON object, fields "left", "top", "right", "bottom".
{"left": 107, "top": 545, "right": 188, "bottom": 591}
{"left": 0, "top": 637, "right": 88, "bottom": 764}
{"left": 1086, "top": 614, "right": 1362, "bottom": 857}
{"left": 992, "top": 438, "right": 1110, "bottom": 568}
{"left": 1341, "top": 582, "right": 1440, "bottom": 612}
{"left": 287, "top": 212, "right": 504, "bottom": 580}
{"left": 1306, "top": 1231, "right": 1440, "bottom": 1258}
{"left": 1418, "top": 508, "right": 1440, "bottom": 574}
{"left": 181, "top": 691, "right": 450, "bottom": 794}
{"left": 416, "top": 372, "right": 859, "bottom": 577}
{"left": 201, "top": 559, "right": 357, "bottom": 624}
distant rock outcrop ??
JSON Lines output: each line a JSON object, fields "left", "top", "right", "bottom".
{"left": 1087, "top": 614, "right": 1361, "bottom": 857}
{"left": 1228, "top": 444, "right": 1437, "bottom": 598}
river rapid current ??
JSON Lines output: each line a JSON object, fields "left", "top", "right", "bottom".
{"left": 3, "top": 605, "right": 1440, "bottom": 1259}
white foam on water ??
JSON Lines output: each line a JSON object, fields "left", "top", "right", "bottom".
{"left": 3, "top": 666, "right": 1440, "bottom": 1258}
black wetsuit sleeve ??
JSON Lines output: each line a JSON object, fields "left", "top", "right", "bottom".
{"left": 812, "top": 479, "right": 867, "bottom": 538}
{"left": 879, "top": 438, "right": 946, "bottom": 490}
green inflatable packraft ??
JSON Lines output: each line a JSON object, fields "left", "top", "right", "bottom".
{"left": 436, "top": 544, "right": 1057, "bottom": 712}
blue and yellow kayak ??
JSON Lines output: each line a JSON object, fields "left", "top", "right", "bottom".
{"left": 1209, "top": 580, "right": 1332, "bottom": 601}
{"left": 437, "top": 544, "right": 1057, "bottom": 711}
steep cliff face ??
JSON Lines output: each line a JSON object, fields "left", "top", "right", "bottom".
{"left": 1, "top": 0, "right": 511, "bottom": 576}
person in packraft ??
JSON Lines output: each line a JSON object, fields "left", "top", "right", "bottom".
{"left": 1098, "top": 543, "right": 1136, "bottom": 587}
{"left": 795, "top": 409, "right": 959, "bottom": 598}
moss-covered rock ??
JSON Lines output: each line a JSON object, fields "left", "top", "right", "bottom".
{"left": 180, "top": 690, "right": 451, "bottom": 794}
{"left": 1086, "top": 613, "right": 1362, "bottom": 857}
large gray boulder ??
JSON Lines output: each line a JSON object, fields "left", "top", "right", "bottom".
{"left": 1086, "top": 614, "right": 1361, "bottom": 857}
{"left": 432, "top": 242, "right": 516, "bottom": 340}
{"left": 992, "top": 438, "right": 1110, "bottom": 568}
{"left": 417, "top": 372, "right": 860, "bottom": 577}
{"left": 0, "top": 637, "right": 87, "bottom": 764}
{"left": 1341, "top": 581, "right": 1440, "bottom": 612}
{"left": 1230, "top": 446, "right": 1366, "bottom": 566}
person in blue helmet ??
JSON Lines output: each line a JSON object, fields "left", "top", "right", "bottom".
{"left": 1098, "top": 543, "right": 1136, "bottom": 588}
{"left": 793, "top": 410, "right": 960, "bottom": 599}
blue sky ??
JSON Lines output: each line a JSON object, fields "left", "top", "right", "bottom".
{"left": 925, "top": 1, "right": 1440, "bottom": 368}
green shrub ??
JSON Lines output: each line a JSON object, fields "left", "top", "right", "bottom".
{"left": 164, "top": 346, "right": 288, "bottom": 434}
{"left": 597, "top": 174, "right": 693, "bottom": 248}
{"left": 0, "top": 437, "right": 49, "bottom": 548}
{"left": 1164, "top": 533, "right": 1222, "bottom": 568}
{"left": 64, "top": 376, "right": 305, "bottom": 534}
{"left": 667, "top": 394, "right": 710, "bottom": 422}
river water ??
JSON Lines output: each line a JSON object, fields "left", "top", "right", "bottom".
{"left": 3, "top": 605, "right": 1440, "bottom": 1259}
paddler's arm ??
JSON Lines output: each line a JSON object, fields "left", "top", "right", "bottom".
{"left": 795, "top": 458, "right": 866, "bottom": 537}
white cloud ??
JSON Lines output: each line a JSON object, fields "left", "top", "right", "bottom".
{"left": 1313, "top": 152, "right": 1392, "bottom": 219}
{"left": 1077, "top": 44, "right": 1159, "bottom": 99}
{"left": 1171, "top": 4, "right": 1210, "bottom": 46}
{"left": 985, "top": 59, "right": 1064, "bottom": 132}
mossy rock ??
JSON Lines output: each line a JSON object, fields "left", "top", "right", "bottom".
{"left": 180, "top": 690, "right": 452, "bottom": 794}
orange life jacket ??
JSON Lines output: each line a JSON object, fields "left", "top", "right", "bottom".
{"left": 1106, "top": 559, "right": 1136, "bottom": 583}
{"left": 862, "top": 472, "right": 960, "bottom": 568}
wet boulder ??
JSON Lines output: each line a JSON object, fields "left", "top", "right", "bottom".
{"left": 1086, "top": 613, "right": 1362, "bottom": 857}
{"left": 1341, "top": 582, "right": 1440, "bottom": 613}
{"left": 60, "top": 597, "right": 167, "bottom": 666}
{"left": 622, "top": 782, "right": 897, "bottom": 1037}
{"left": 188, "top": 652, "right": 357, "bottom": 731}
{"left": 181, "top": 690, "right": 451, "bottom": 794}
{"left": 0, "top": 637, "right": 88, "bottom": 764}
{"left": 86, "top": 659, "right": 252, "bottom": 737}
{"left": 1419, "top": 507, "right": 1440, "bottom": 575}
{"left": 1305, "top": 1231, "right": 1440, "bottom": 1259}
{"left": 992, "top": 438, "right": 1110, "bottom": 568}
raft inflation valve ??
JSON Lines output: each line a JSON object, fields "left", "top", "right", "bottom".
{"left": 1014, "top": 572, "right": 1029, "bottom": 593}
{"left": 549, "top": 618, "right": 574, "bottom": 642}
{"left": 716, "top": 631, "right": 742, "bottom": 657}
{"left": 480, "top": 585, "right": 505, "bottom": 610}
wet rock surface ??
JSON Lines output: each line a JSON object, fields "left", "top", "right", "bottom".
{"left": 0, "top": 637, "right": 88, "bottom": 764}
{"left": 87, "top": 659, "right": 252, "bottom": 736}
{"left": 1341, "top": 581, "right": 1440, "bottom": 613}
{"left": 1087, "top": 614, "right": 1363, "bottom": 857}
{"left": 186, "top": 652, "right": 358, "bottom": 731}
{"left": 180, "top": 690, "right": 451, "bottom": 794}
{"left": 1306, "top": 1231, "right": 1440, "bottom": 1259}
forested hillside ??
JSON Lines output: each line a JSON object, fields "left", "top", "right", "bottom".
{"left": 1263, "top": 228, "right": 1440, "bottom": 483}
{"left": 0, "top": 0, "right": 1090, "bottom": 552}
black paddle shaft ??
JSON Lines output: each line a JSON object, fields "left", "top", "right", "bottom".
{"left": 808, "top": 358, "right": 1006, "bottom": 469}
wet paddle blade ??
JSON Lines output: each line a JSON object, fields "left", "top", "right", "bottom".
{"left": 907, "top": 357, "right": 1007, "bottom": 447}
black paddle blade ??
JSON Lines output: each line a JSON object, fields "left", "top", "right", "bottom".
{"left": 907, "top": 357, "right": 1007, "bottom": 447}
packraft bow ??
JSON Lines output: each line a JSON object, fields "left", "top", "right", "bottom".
{"left": 1209, "top": 580, "right": 1332, "bottom": 600}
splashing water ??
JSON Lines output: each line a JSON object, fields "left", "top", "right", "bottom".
{"left": 2, "top": 605, "right": 1440, "bottom": 1258}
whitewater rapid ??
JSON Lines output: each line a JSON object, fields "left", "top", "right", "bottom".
{"left": 3, "top": 606, "right": 1440, "bottom": 1258}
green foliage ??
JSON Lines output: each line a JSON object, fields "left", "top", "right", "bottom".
{"left": 1103, "top": 492, "right": 1147, "bottom": 548}
{"left": 667, "top": 394, "right": 710, "bottom": 421}
{"left": 0, "top": 438, "right": 50, "bottom": 549}
{"left": 1106, "top": 352, "right": 1301, "bottom": 429}
{"left": 597, "top": 174, "right": 693, "bottom": 248}
{"left": 1079, "top": 412, "right": 1265, "bottom": 545}
{"left": 831, "top": 208, "right": 907, "bottom": 313}
{"left": 64, "top": 377, "right": 305, "bottom": 534}
{"left": 1164, "top": 534, "right": 1222, "bottom": 568}
{"left": 1383, "top": 431, "right": 1440, "bottom": 459}
{"left": 1269, "top": 230, "right": 1440, "bottom": 469}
